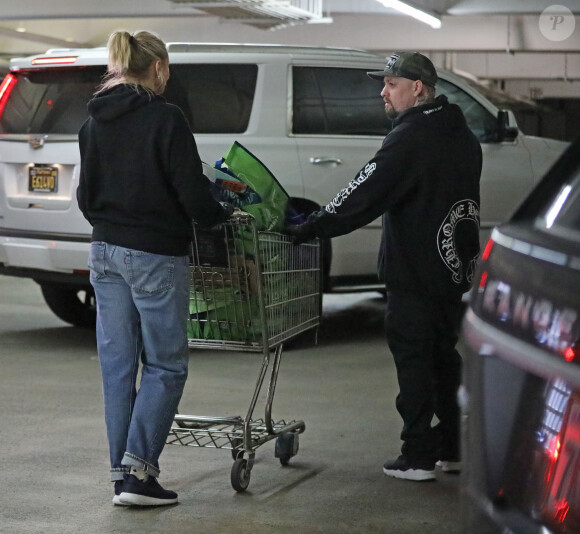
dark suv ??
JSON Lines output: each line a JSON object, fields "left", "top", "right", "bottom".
{"left": 461, "top": 135, "right": 580, "bottom": 533}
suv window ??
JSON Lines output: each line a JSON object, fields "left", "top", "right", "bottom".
{"left": 0, "top": 63, "right": 258, "bottom": 135}
{"left": 165, "top": 64, "right": 257, "bottom": 133}
{"left": 292, "top": 66, "right": 389, "bottom": 136}
{"left": 292, "top": 68, "right": 498, "bottom": 142}
{"left": 437, "top": 79, "right": 498, "bottom": 143}
{"left": 0, "top": 67, "right": 105, "bottom": 134}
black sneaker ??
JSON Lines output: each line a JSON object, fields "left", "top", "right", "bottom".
{"left": 112, "top": 480, "right": 128, "bottom": 506}
{"left": 383, "top": 455, "right": 436, "bottom": 481}
{"left": 117, "top": 474, "right": 178, "bottom": 506}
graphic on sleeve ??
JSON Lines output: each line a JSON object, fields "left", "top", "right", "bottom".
{"left": 437, "top": 199, "right": 480, "bottom": 284}
{"left": 325, "top": 162, "right": 376, "bottom": 214}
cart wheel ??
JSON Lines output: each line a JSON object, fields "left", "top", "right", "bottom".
{"left": 231, "top": 458, "right": 251, "bottom": 492}
{"left": 275, "top": 432, "right": 299, "bottom": 466}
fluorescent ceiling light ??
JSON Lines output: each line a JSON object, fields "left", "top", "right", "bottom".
{"left": 375, "top": 0, "right": 441, "bottom": 29}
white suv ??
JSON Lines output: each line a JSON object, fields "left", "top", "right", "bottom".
{"left": 0, "top": 43, "right": 568, "bottom": 326}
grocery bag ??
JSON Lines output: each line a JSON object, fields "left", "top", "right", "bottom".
{"left": 217, "top": 142, "right": 290, "bottom": 231}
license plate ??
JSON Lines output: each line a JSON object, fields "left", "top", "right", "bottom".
{"left": 29, "top": 165, "right": 58, "bottom": 193}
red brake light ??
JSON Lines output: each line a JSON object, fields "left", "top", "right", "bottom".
{"left": 563, "top": 344, "right": 577, "bottom": 363}
{"left": 31, "top": 56, "right": 78, "bottom": 65}
{"left": 546, "top": 435, "right": 561, "bottom": 462}
{"left": 481, "top": 238, "right": 494, "bottom": 261}
{"left": 0, "top": 73, "right": 17, "bottom": 119}
{"left": 478, "top": 270, "right": 488, "bottom": 289}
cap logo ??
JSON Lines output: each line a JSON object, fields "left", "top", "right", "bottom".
{"left": 385, "top": 53, "right": 399, "bottom": 72}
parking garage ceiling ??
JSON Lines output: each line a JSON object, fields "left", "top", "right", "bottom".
{"left": 0, "top": 0, "right": 578, "bottom": 96}
{"left": 0, "top": 0, "right": 577, "bottom": 19}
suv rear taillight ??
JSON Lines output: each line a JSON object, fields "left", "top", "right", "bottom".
{"left": 481, "top": 237, "right": 494, "bottom": 261}
{"left": 477, "top": 237, "right": 494, "bottom": 289}
{"left": 0, "top": 73, "right": 17, "bottom": 119}
{"left": 31, "top": 56, "right": 78, "bottom": 65}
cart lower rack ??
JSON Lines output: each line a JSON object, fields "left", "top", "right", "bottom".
{"left": 166, "top": 212, "right": 321, "bottom": 491}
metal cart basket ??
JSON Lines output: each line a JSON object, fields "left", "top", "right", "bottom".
{"left": 166, "top": 212, "right": 321, "bottom": 492}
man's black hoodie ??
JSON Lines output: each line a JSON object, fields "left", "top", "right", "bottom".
{"left": 77, "top": 84, "right": 227, "bottom": 256}
{"left": 306, "top": 95, "right": 482, "bottom": 301}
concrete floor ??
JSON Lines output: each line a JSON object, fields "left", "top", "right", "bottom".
{"left": 0, "top": 275, "right": 462, "bottom": 534}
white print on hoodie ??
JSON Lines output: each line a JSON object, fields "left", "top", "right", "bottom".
{"left": 325, "top": 162, "right": 377, "bottom": 214}
{"left": 437, "top": 199, "right": 480, "bottom": 284}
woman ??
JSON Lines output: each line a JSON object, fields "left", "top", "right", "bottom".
{"left": 77, "top": 30, "right": 231, "bottom": 506}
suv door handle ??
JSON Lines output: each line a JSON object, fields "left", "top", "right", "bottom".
{"left": 309, "top": 157, "right": 343, "bottom": 165}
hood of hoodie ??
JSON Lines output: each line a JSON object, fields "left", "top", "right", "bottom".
{"left": 393, "top": 95, "right": 467, "bottom": 135}
{"left": 87, "top": 84, "right": 161, "bottom": 123}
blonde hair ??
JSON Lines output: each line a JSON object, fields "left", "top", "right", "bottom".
{"left": 99, "top": 30, "right": 168, "bottom": 92}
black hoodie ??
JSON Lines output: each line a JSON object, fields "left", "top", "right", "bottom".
{"left": 307, "top": 95, "right": 482, "bottom": 301}
{"left": 77, "top": 84, "right": 227, "bottom": 256}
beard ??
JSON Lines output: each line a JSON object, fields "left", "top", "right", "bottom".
{"left": 385, "top": 108, "right": 399, "bottom": 119}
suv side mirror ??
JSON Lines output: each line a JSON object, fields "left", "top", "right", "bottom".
{"left": 496, "top": 110, "right": 519, "bottom": 142}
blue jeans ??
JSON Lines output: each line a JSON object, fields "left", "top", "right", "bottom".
{"left": 89, "top": 242, "right": 190, "bottom": 481}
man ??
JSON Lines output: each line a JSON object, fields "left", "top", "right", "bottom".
{"left": 286, "top": 51, "right": 482, "bottom": 481}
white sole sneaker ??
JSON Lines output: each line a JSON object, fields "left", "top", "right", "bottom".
{"left": 436, "top": 460, "right": 461, "bottom": 473}
{"left": 382, "top": 466, "right": 436, "bottom": 481}
{"left": 117, "top": 492, "right": 178, "bottom": 506}
{"left": 112, "top": 494, "right": 129, "bottom": 506}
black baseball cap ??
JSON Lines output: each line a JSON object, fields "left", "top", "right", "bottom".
{"left": 367, "top": 51, "right": 437, "bottom": 87}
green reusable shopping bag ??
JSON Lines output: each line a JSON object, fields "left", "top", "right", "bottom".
{"left": 219, "top": 142, "right": 289, "bottom": 231}
{"left": 188, "top": 286, "right": 262, "bottom": 343}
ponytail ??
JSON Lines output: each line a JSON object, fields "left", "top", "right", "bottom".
{"left": 107, "top": 31, "right": 133, "bottom": 77}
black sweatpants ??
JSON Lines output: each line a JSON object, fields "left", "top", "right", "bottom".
{"left": 385, "top": 291, "right": 464, "bottom": 462}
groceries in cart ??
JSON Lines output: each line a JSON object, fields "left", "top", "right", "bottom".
{"left": 188, "top": 211, "right": 316, "bottom": 344}
{"left": 190, "top": 143, "right": 317, "bottom": 345}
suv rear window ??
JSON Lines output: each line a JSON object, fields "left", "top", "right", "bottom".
{"left": 0, "top": 63, "right": 258, "bottom": 135}
{"left": 0, "top": 67, "right": 105, "bottom": 135}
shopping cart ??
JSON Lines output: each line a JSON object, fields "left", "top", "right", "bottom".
{"left": 166, "top": 212, "right": 321, "bottom": 492}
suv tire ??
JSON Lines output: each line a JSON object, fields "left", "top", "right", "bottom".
{"left": 40, "top": 283, "right": 96, "bottom": 328}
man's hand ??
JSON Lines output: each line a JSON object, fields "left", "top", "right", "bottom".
{"left": 219, "top": 201, "right": 235, "bottom": 219}
{"left": 283, "top": 222, "right": 317, "bottom": 244}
